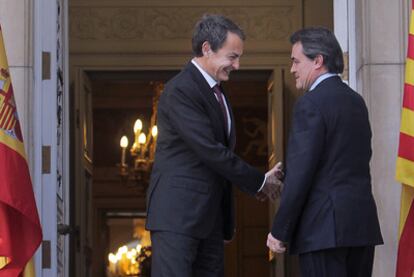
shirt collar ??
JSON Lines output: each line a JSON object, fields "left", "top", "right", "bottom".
{"left": 191, "top": 59, "right": 218, "bottom": 88}
{"left": 309, "top": 72, "right": 338, "bottom": 91}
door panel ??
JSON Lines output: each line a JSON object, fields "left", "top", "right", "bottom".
{"left": 72, "top": 70, "right": 94, "bottom": 277}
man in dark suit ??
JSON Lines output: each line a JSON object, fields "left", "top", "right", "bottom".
{"left": 267, "top": 27, "right": 383, "bottom": 276}
{"left": 146, "top": 14, "right": 282, "bottom": 277}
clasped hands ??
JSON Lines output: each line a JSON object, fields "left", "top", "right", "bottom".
{"left": 256, "top": 161, "right": 284, "bottom": 202}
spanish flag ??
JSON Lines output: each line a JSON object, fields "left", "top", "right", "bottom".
{"left": 395, "top": 1, "right": 414, "bottom": 276}
{"left": 0, "top": 25, "right": 42, "bottom": 276}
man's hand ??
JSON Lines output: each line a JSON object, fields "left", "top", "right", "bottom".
{"left": 256, "top": 162, "right": 284, "bottom": 201}
{"left": 266, "top": 233, "right": 286, "bottom": 254}
{"left": 267, "top": 161, "right": 284, "bottom": 180}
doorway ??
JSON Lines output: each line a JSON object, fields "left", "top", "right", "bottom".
{"left": 87, "top": 70, "right": 178, "bottom": 277}
{"left": 71, "top": 69, "right": 284, "bottom": 276}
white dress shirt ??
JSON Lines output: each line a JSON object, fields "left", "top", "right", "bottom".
{"left": 309, "top": 72, "right": 338, "bottom": 92}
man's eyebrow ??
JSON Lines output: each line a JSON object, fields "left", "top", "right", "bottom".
{"left": 230, "top": 52, "right": 241, "bottom": 57}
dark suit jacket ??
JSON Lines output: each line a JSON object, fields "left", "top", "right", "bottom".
{"left": 146, "top": 62, "right": 264, "bottom": 240}
{"left": 271, "top": 76, "right": 383, "bottom": 254}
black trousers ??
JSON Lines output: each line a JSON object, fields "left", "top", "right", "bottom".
{"left": 299, "top": 246, "right": 375, "bottom": 277}
{"left": 150, "top": 216, "right": 224, "bottom": 277}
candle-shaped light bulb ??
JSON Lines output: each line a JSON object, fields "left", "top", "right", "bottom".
{"left": 120, "top": 136, "right": 128, "bottom": 166}
{"left": 133, "top": 119, "right": 143, "bottom": 134}
{"left": 108, "top": 253, "right": 118, "bottom": 274}
{"left": 115, "top": 251, "right": 122, "bottom": 261}
{"left": 138, "top": 133, "right": 146, "bottom": 145}
{"left": 108, "top": 253, "right": 117, "bottom": 263}
{"left": 120, "top": 136, "right": 128, "bottom": 148}
{"left": 119, "top": 245, "right": 128, "bottom": 255}
{"left": 151, "top": 125, "right": 158, "bottom": 137}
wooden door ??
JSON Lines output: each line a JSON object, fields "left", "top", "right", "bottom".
{"left": 71, "top": 69, "right": 94, "bottom": 277}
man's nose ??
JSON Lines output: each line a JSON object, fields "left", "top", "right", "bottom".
{"left": 233, "top": 59, "right": 240, "bottom": 70}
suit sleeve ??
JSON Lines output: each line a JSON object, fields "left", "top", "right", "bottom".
{"left": 166, "top": 85, "right": 264, "bottom": 195}
{"left": 271, "top": 96, "right": 325, "bottom": 242}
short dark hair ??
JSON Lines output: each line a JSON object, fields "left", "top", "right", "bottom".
{"left": 192, "top": 14, "right": 245, "bottom": 57}
{"left": 290, "top": 27, "right": 344, "bottom": 74}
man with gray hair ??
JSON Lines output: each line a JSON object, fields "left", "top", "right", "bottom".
{"left": 146, "top": 14, "right": 282, "bottom": 277}
{"left": 267, "top": 27, "right": 383, "bottom": 276}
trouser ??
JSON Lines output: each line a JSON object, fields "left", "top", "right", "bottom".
{"left": 150, "top": 215, "right": 224, "bottom": 277}
{"left": 299, "top": 246, "right": 375, "bottom": 277}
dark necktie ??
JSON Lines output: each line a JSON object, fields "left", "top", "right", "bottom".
{"left": 213, "top": 85, "right": 229, "bottom": 136}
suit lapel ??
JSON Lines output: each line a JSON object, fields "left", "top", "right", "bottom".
{"left": 185, "top": 62, "right": 231, "bottom": 144}
{"left": 221, "top": 86, "right": 236, "bottom": 150}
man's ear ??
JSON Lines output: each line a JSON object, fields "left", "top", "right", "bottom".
{"left": 314, "top": 54, "right": 324, "bottom": 69}
{"left": 202, "top": 41, "right": 212, "bottom": 57}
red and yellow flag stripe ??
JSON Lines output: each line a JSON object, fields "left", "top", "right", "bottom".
{"left": 395, "top": 1, "right": 414, "bottom": 277}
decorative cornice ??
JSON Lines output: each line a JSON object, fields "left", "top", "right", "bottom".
{"left": 70, "top": 6, "right": 294, "bottom": 41}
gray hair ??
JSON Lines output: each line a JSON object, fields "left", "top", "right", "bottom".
{"left": 290, "top": 27, "right": 344, "bottom": 74}
{"left": 192, "top": 14, "right": 245, "bottom": 57}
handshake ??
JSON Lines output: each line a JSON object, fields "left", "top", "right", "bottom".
{"left": 256, "top": 162, "right": 284, "bottom": 202}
